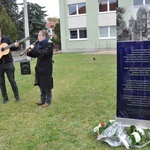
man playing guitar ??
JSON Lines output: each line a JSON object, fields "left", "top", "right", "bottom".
{"left": 0, "top": 29, "right": 20, "bottom": 104}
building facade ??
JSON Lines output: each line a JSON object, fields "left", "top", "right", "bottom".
{"left": 59, "top": 0, "right": 117, "bottom": 52}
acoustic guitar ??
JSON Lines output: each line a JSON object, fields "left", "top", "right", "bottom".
{"left": 0, "top": 37, "right": 30, "bottom": 59}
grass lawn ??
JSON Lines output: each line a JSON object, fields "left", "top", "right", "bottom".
{"left": 0, "top": 53, "right": 149, "bottom": 150}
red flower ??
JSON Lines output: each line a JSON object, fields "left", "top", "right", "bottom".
{"left": 100, "top": 122, "right": 105, "bottom": 127}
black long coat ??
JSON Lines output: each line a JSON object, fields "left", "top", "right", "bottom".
{"left": 27, "top": 40, "right": 54, "bottom": 89}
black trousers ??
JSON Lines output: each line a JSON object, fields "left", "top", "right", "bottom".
{"left": 0, "top": 62, "right": 19, "bottom": 99}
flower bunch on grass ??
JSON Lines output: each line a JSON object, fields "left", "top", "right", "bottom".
{"left": 93, "top": 120, "right": 150, "bottom": 149}
{"left": 93, "top": 120, "right": 115, "bottom": 137}
{"left": 127, "top": 125, "right": 150, "bottom": 146}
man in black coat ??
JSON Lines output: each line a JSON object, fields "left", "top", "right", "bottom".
{"left": 27, "top": 30, "right": 54, "bottom": 107}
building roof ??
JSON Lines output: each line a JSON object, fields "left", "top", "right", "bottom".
{"left": 46, "top": 21, "right": 56, "bottom": 28}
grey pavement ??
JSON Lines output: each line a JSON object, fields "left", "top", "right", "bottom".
{"left": 12, "top": 50, "right": 28, "bottom": 62}
{"left": 12, "top": 50, "right": 116, "bottom": 62}
{"left": 83, "top": 50, "right": 116, "bottom": 55}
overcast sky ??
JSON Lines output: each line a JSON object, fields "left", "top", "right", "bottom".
{"left": 17, "top": 0, "right": 60, "bottom": 18}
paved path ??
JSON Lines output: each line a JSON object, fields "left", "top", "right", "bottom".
{"left": 12, "top": 51, "right": 26, "bottom": 62}
{"left": 83, "top": 50, "right": 116, "bottom": 55}
{"left": 12, "top": 50, "right": 116, "bottom": 62}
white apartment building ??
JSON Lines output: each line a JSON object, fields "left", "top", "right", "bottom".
{"left": 59, "top": 0, "right": 118, "bottom": 52}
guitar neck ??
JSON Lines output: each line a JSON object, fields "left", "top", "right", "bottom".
{"left": 4, "top": 38, "right": 29, "bottom": 50}
{"left": 4, "top": 43, "right": 15, "bottom": 50}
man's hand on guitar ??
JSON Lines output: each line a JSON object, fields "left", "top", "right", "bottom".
{"left": 14, "top": 42, "right": 19, "bottom": 47}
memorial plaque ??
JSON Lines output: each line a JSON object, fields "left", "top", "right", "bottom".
{"left": 117, "top": 41, "right": 150, "bottom": 120}
{"left": 116, "top": 4, "right": 150, "bottom": 127}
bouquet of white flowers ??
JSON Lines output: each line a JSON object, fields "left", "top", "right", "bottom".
{"left": 93, "top": 120, "right": 150, "bottom": 149}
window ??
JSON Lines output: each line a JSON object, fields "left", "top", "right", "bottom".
{"left": 99, "top": 0, "right": 107, "bottom": 12}
{"left": 79, "top": 29, "right": 87, "bottom": 38}
{"left": 99, "top": 0, "right": 118, "bottom": 12}
{"left": 110, "top": 26, "right": 116, "bottom": 37}
{"left": 133, "top": 0, "right": 150, "bottom": 5}
{"left": 78, "top": 3, "right": 86, "bottom": 14}
{"left": 110, "top": 0, "right": 118, "bottom": 11}
{"left": 133, "top": 0, "right": 143, "bottom": 5}
{"left": 70, "top": 30, "right": 77, "bottom": 39}
{"left": 69, "top": 3, "right": 86, "bottom": 15}
{"left": 69, "top": 4, "right": 76, "bottom": 15}
{"left": 70, "top": 28, "right": 87, "bottom": 39}
{"left": 100, "top": 27, "right": 108, "bottom": 37}
{"left": 146, "top": 0, "right": 150, "bottom": 4}
{"left": 99, "top": 26, "right": 116, "bottom": 38}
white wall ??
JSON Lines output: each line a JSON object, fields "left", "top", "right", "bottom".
{"left": 98, "top": 12, "right": 116, "bottom": 26}
{"left": 68, "top": 15, "right": 87, "bottom": 28}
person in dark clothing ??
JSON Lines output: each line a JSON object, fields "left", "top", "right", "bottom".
{"left": 0, "top": 29, "right": 20, "bottom": 104}
{"left": 27, "top": 30, "right": 54, "bottom": 107}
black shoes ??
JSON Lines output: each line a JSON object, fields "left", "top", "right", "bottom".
{"left": 3, "top": 97, "right": 8, "bottom": 104}
{"left": 2, "top": 96, "right": 20, "bottom": 104}
{"left": 15, "top": 96, "right": 20, "bottom": 102}
{"left": 3, "top": 99, "right": 8, "bottom": 104}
